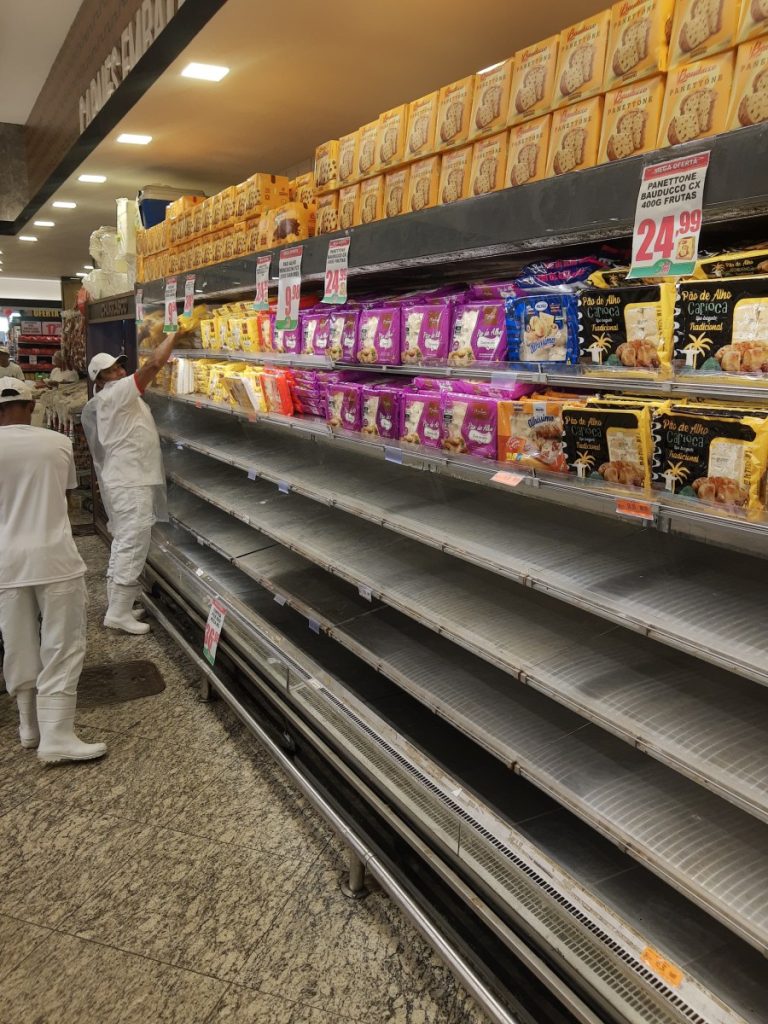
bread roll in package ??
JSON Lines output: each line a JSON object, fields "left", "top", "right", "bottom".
{"left": 435, "top": 76, "right": 475, "bottom": 149}
{"left": 469, "top": 59, "right": 513, "bottom": 138}
{"left": 507, "top": 114, "right": 551, "bottom": 186}
{"left": 578, "top": 283, "right": 675, "bottom": 374}
{"left": 674, "top": 275, "right": 768, "bottom": 374}
{"left": 727, "top": 36, "right": 768, "bottom": 129}
{"left": 563, "top": 401, "right": 653, "bottom": 488}
{"left": 604, "top": 0, "right": 675, "bottom": 91}
{"left": 599, "top": 75, "right": 665, "bottom": 162}
{"left": 498, "top": 397, "right": 576, "bottom": 472}
{"left": 658, "top": 49, "right": 735, "bottom": 147}
{"left": 554, "top": 9, "right": 612, "bottom": 107}
{"left": 669, "top": 0, "right": 745, "bottom": 67}
{"left": 508, "top": 35, "right": 560, "bottom": 124}
{"left": 547, "top": 96, "right": 603, "bottom": 176}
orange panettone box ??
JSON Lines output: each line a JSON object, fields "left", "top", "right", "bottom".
{"left": 604, "top": 0, "right": 675, "bottom": 90}
{"left": 338, "top": 184, "right": 360, "bottom": 230}
{"left": 727, "top": 36, "right": 768, "bottom": 129}
{"left": 739, "top": 0, "right": 768, "bottom": 42}
{"left": 669, "top": 0, "right": 745, "bottom": 66}
{"left": 383, "top": 167, "right": 410, "bottom": 217}
{"left": 470, "top": 58, "right": 514, "bottom": 138}
{"left": 507, "top": 114, "right": 551, "bottom": 186}
{"left": 375, "top": 105, "right": 408, "bottom": 170}
{"left": 508, "top": 35, "right": 560, "bottom": 124}
{"left": 658, "top": 49, "right": 735, "bottom": 147}
{"left": 315, "top": 193, "right": 340, "bottom": 235}
{"left": 554, "top": 9, "right": 612, "bottom": 107}
{"left": 547, "top": 96, "right": 604, "bottom": 176}
{"left": 356, "top": 120, "right": 379, "bottom": 179}
{"left": 435, "top": 76, "right": 475, "bottom": 149}
{"left": 469, "top": 132, "right": 508, "bottom": 195}
{"left": 599, "top": 74, "right": 666, "bottom": 162}
{"left": 357, "top": 175, "right": 384, "bottom": 225}
{"left": 314, "top": 140, "right": 340, "bottom": 193}
{"left": 406, "top": 92, "right": 439, "bottom": 157}
{"left": 338, "top": 132, "right": 358, "bottom": 186}
{"left": 407, "top": 156, "right": 441, "bottom": 212}
{"left": 438, "top": 146, "right": 472, "bottom": 203}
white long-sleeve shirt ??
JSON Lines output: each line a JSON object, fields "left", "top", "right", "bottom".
{"left": 94, "top": 373, "right": 164, "bottom": 490}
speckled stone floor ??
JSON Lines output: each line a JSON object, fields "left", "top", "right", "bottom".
{"left": 0, "top": 535, "right": 489, "bottom": 1024}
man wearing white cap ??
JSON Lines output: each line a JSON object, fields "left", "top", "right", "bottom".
{"left": 0, "top": 377, "right": 106, "bottom": 763}
{"left": 85, "top": 332, "right": 177, "bottom": 634}
{"left": 0, "top": 345, "right": 24, "bottom": 380}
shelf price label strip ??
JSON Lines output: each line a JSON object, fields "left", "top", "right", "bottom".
{"left": 322, "top": 237, "right": 351, "bottom": 305}
{"left": 275, "top": 245, "right": 303, "bottom": 331}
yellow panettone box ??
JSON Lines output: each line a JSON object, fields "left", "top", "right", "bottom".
{"left": 669, "top": 0, "right": 744, "bottom": 67}
{"left": 338, "top": 131, "right": 358, "bottom": 186}
{"left": 554, "top": 9, "right": 613, "bottom": 107}
{"left": 469, "top": 132, "right": 508, "bottom": 195}
{"left": 291, "top": 172, "right": 315, "bottom": 207}
{"left": 406, "top": 156, "right": 441, "bottom": 212}
{"left": 604, "top": 0, "right": 675, "bottom": 90}
{"left": 599, "top": 74, "right": 666, "bottom": 162}
{"left": 338, "top": 184, "right": 360, "bottom": 230}
{"left": 376, "top": 105, "right": 408, "bottom": 170}
{"left": 406, "top": 92, "right": 439, "bottom": 157}
{"left": 547, "top": 96, "right": 604, "bottom": 176}
{"left": 507, "top": 114, "right": 551, "bottom": 186}
{"left": 657, "top": 49, "right": 735, "bottom": 147}
{"left": 727, "top": 36, "right": 768, "bottom": 128}
{"left": 357, "top": 175, "right": 384, "bottom": 224}
{"left": 315, "top": 192, "right": 340, "bottom": 235}
{"left": 356, "top": 120, "right": 379, "bottom": 179}
{"left": 508, "top": 35, "right": 560, "bottom": 124}
{"left": 435, "top": 76, "right": 475, "bottom": 149}
{"left": 438, "top": 146, "right": 472, "bottom": 203}
{"left": 470, "top": 58, "right": 514, "bottom": 138}
{"left": 314, "top": 140, "right": 340, "bottom": 193}
{"left": 739, "top": 0, "right": 768, "bottom": 42}
{"left": 383, "top": 167, "right": 410, "bottom": 217}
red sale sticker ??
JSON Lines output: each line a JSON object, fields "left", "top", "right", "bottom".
{"left": 253, "top": 255, "right": 271, "bottom": 311}
{"left": 275, "top": 245, "right": 303, "bottom": 331}
{"left": 203, "top": 598, "right": 227, "bottom": 665}
{"left": 322, "top": 237, "right": 351, "bottom": 304}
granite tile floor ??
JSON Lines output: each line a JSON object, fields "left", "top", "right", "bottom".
{"left": 0, "top": 536, "right": 490, "bottom": 1024}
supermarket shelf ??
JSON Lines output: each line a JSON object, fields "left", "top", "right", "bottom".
{"left": 162, "top": 457, "right": 768, "bottom": 827}
{"left": 148, "top": 390, "right": 768, "bottom": 556}
{"left": 152, "top": 400, "right": 768, "bottom": 686}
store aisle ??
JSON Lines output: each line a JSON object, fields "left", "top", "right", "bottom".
{"left": 0, "top": 536, "right": 487, "bottom": 1024}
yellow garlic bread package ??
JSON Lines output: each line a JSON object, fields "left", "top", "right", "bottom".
{"left": 338, "top": 132, "right": 359, "bottom": 186}
{"left": 357, "top": 175, "right": 384, "bottom": 225}
{"left": 578, "top": 282, "right": 675, "bottom": 374}
{"left": 739, "top": 0, "right": 768, "bottom": 40}
{"left": 498, "top": 396, "right": 582, "bottom": 471}
{"left": 470, "top": 59, "right": 514, "bottom": 138}
{"left": 604, "top": 0, "right": 675, "bottom": 90}
{"left": 674, "top": 275, "right": 768, "bottom": 374}
{"left": 599, "top": 75, "right": 666, "bottom": 161}
{"left": 547, "top": 96, "right": 603, "bottom": 176}
{"left": 507, "top": 114, "right": 551, "bottom": 186}
{"left": 314, "top": 140, "right": 340, "bottom": 193}
{"left": 469, "top": 132, "right": 508, "bottom": 195}
{"left": 693, "top": 246, "right": 768, "bottom": 278}
{"left": 727, "top": 36, "right": 768, "bottom": 128}
{"left": 669, "top": 0, "right": 744, "bottom": 66}
{"left": 406, "top": 92, "right": 439, "bottom": 157}
{"left": 338, "top": 184, "right": 360, "bottom": 230}
{"left": 315, "top": 192, "right": 340, "bottom": 235}
{"left": 563, "top": 402, "right": 653, "bottom": 488}
{"left": 407, "top": 156, "right": 441, "bottom": 212}
{"left": 376, "top": 105, "right": 408, "bottom": 170}
{"left": 658, "top": 49, "right": 735, "bottom": 146}
{"left": 438, "top": 146, "right": 472, "bottom": 203}
{"left": 554, "top": 9, "right": 612, "bottom": 107}
{"left": 508, "top": 35, "right": 560, "bottom": 124}
{"left": 383, "top": 167, "right": 410, "bottom": 218}
{"left": 356, "top": 120, "right": 379, "bottom": 178}
{"left": 436, "top": 76, "right": 476, "bottom": 149}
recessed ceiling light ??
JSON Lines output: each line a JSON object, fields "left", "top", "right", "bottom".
{"left": 52, "top": 201, "right": 76, "bottom": 209}
{"left": 78, "top": 173, "right": 107, "bottom": 183}
{"left": 116, "top": 133, "right": 152, "bottom": 145}
{"left": 76, "top": 272, "right": 87, "bottom": 277}
{"left": 34, "top": 220, "right": 55, "bottom": 227}
{"left": 19, "top": 235, "right": 38, "bottom": 242}
{"left": 84, "top": 264, "right": 94, "bottom": 270}
{"left": 181, "top": 62, "right": 229, "bottom": 81}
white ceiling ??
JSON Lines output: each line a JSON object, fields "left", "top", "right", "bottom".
{"left": 1, "top": 0, "right": 608, "bottom": 280}
{"left": 0, "top": 0, "right": 82, "bottom": 124}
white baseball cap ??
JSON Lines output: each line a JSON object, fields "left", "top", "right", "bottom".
{"left": 0, "top": 345, "right": 10, "bottom": 355}
{"left": 88, "top": 351, "right": 127, "bottom": 382}
{"left": 0, "top": 377, "right": 34, "bottom": 404}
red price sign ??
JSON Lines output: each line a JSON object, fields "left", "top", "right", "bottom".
{"left": 253, "top": 255, "right": 271, "bottom": 311}
{"left": 183, "top": 274, "right": 196, "bottom": 315}
{"left": 628, "top": 152, "right": 709, "bottom": 279}
{"left": 163, "top": 277, "right": 178, "bottom": 333}
{"left": 203, "top": 598, "right": 227, "bottom": 665}
{"left": 322, "top": 237, "right": 350, "bottom": 304}
{"left": 276, "top": 245, "right": 303, "bottom": 330}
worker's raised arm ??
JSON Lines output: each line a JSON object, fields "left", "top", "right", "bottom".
{"left": 135, "top": 330, "right": 178, "bottom": 392}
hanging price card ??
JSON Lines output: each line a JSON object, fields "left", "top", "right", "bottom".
{"left": 203, "top": 598, "right": 227, "bottom": 665}
{"left": 253, "top": 255, "right": 271, "bottom": 311}
{"left": 135, "top": 288, "right": 144, "bottom": 324}
{"left": 183, "top": 274, "right": 196, "bottom": 315}
{"left": 275, "top": 245, "right": 303, "bottom": 330}
{"left": 627, "top": 152, "right": 710, "bottom": 279}
{"left": 322, "top": 237, "right": 351, "bottom": 304}
{"left": 163, "top": 277, "right": 178, "bottom": 333}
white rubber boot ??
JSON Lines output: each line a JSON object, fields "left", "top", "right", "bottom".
{"left": 104, "top": 583, "right": 150, "bottom": 635}
{"left": 16, "top": 689, "right": 39, "bottom": 749}
{"left": 36, "top": 693, "right": 107, "bottom": 764}
{"left": 107, "top": 579, "right": 145, "bottom": 621}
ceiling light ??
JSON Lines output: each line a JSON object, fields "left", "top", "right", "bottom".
{"left": 78, "top": 173, "right": 107, "bottom": 183}
{"left": 76, "top": 272, "right": 87, "bottom": 277}
{"left": 181, "top": 62, "right": 229, "bottom": 81}
{"left": 34, "top": 220, "right": 55, "bottom": 227}
{"left": 19, "top": 235, "right": 37, "bottom": 242}
{"left": 52, "top": 201, "right": 76, "bottom": 209}
{"left": 84, "top": 264, "right": 94, "bottom": 270}
{"left": 116, "top": 133, "right": 152, "bottom": 145}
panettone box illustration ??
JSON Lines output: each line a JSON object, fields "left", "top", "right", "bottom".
{"left": 599, "top": 75, "right": 665, "bottom": 161}
{"left": 508, "top": 35, "right": 559, "bottom": 124}
{"left": 357, "top": 175, "right": 384, "bottom": 225}
{"left": 547, "top": 96, "right": 603, "bottom": 176}
{"left": 604, "top": 0, "right": 675, "bottom": 90}
{"left": 436, "top": 76, "right": 475, "bottom": 149}
{"left": 727, "top": 36, "right": 768, "bottom": 128}
{"left": 315, "top": 192, "right": 339, "bottom": 235}
{"left": 738, "top": 0, "right": 768, "bottom": 41}
{"left": 338, "top": 184, "right": 360, "bottom": 230}
{"left": 554, "top": 9, "right": 612, "bottom": 107}
{"left": 407, "top": 92, "right": 439, "bottom": 157}
{"left": 470, "top": 59, "right": 513, "bottom": 138}
{"left": 469, "top": 132, "right": 508, "bottom": 195}
{"left": 658, "top": 50, "right": 735, "bottom": 146}
{"left": 669, "top": 0, "right": 745, "bottom": 67}
{"left": 356, "top": 120, "right": 379, "bottom": 178}
{"left": 291, "top": 172, "right": 314, "bottom": 207}
{"left": 383, "top": 167, "right": 410, "bottom": 218}
{"left": 375, "top": 104, "right": 408, "bottom": 170}
{"left": 407, "top": 156, "right": 441, "bottom": 212}
{"left": 507, "top": 114, "right": 551, "bottom": 186}
{"left": 438, "top": 146, "right": 472, "bottom": 203}
{"left": 338, "top": 132, "right": 359, "bottom": 186}
{"left": 314, "top": 140, "right": 339, "bottom": 193}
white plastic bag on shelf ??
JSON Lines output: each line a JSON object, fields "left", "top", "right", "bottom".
{"left": 116, "top": 198, "right": 138, "bottom": 258}
{"left": 83, "top": 269, "right": 130, "bottom": 299}
{"left": 89, "top": 226, "right": 128, "bottom": 273}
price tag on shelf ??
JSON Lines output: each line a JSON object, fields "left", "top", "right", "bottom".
{"left": 253, "top": 255, "right": 271, "bottom": 311}
{"left": 384, "top": 446, "right": 403, "bottom": 464}
{"left": 203, "top": 598, "right": 227, "bottom": 665}
{"left": 491, "top": 471, "right": 525, "bottom": 488}
{"left": 278, "top": 481, "right": 290, "bottom": 494}
{"left": 616, "top": 498, "right": 656, "bottom": 521}
{"left": 183, "top": 274, "right": 196, "bottom": 315}
{"left": 135, "top": 288, "right": 144, "bottom": 324}
{"left": 275, "top": 245, "right": 303, "bottom": 330}
{"left": 247, "top": 469, "right": 257, "bottom": 481}
{"left": 641, "top": 948, "right": 683, "bottom": 989}
{"left": 627, "top": 151, "right": 710, "bottom": 279}
{"left": 163, "top": 277, "right": 178, "bottom": 333}
{"left": 308, "top": 618, "right": 320, "bottom": 634}
{"left": 274, "top": 593, "right": 287, "bottom": 606}
{"left": 322, "top": 237, "right": 351, "bottom": 304}
{"left": 29, "top": 354, "right": 38, "bottom": 366}
{"left": 358, "top": 585, "right": 373, "bottom": 602}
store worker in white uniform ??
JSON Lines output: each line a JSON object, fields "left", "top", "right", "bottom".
{"left": 84, "top": 331, "right": 178, "bottom": 635}
{"left": 0, "top": 377, "right": 106, "bottom": 763}
{"left": 0, "top": 345, "right": 24, "bottom": 380}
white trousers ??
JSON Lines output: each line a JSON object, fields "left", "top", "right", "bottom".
{"left": 106, "top": 485, "right": 155, "bottom": 587}
{"left": 0, "top": 576, "right": 86, "bottom": 697}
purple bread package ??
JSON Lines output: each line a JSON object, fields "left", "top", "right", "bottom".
{"left": 300, "top": 309, "right": 332, "bottom": 356}
{"left": 357, "top": 307, "right": 401, "bottom": 365}
{"left": 400, "top": 391, "right": 444, "bottom": 448}
{"left": 448, "top": 301, "right": 507, "bottom": 365}
{"left": 327, "top": 308, "right": 360, "bottom": 362}
{"left": 326, "top": 382, "right": 362, "bottom": 431}
{"left": 401, "top": 303, "right": 451, "bottom": 365}
{"left": 270, "top": 312, "right": 301, "bottom": 354}
{"left": 442, "top": 393, "right": 498, "bottom": 459}
{"left": 361, "top": 385, "right": 402, "bottom": 439}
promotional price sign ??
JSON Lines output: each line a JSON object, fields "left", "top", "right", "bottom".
{"left": 253, "top": 255, "right": 271, "bottom": 311}
{"left": 163, "top": 277, "right": 178, "bottom": 333}
{"left": 322, "top": 237, "right": 351, "bottom": 304}
{"left": 135, "top": 288, "right": 144, "bottom": 324}
{"left": 203, "top": 599, "right": 227, "bottom": 665}
{"left": 275, "top": 245, "right": 303, "bottom": 330}
{"left": 628, "top": 152, "right": 710, "bottom": 279}
{"left": 183, "top": 274, "right": 196, "bottom": 315}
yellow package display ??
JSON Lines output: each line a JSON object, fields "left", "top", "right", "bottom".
{"left": 578, "top": 283, "right": 675, "bottom": 373}
{"left": 406, "top": 156, "right": 441, "bottom": 212}
{"left": 291, "top": 172, "right": 315, "bottom": 207}
{"left": 727, "top": 37, "right": 768, "bottom": 128}
{"left": 657, "top": 50, "right": 735, "bottom": 146}
{"left": 547, "top": 96, "right": 603, "bottom": 176}
{"left": 674, "top": 275, "right": 768, "bottom": 373}
{"left": 358, "top": 176, "right": 384, "bottom": 224}
{"left": 407, "top": 92, "right": 438, "bottom": 157}
{"left": 242, "top": 316, "right": 264, "bottom": 352}
{"left": 316, "top": 192, "right": 340, "bottom": 235}
{"left": 554, "top": 9, "right": 612, "bottom": 107}
{"left": 563, "top": 402, "right": 653, "bottom": 487}
{"left": 376, "top": 105, "right": 408, "bottom": 170}
{"left": 314, "top": 140, "right": 339, "bottom": 193}
{"left": 384, "top": 167, "right": 410, "bottom": 217}
{"left": 508, "top": 35, "right": 560, "bottom": 124}
{"left": 599, "top": 75, "right": 666, "bottom": 162}
{"left": 739, "top": 0, "right": 768, "bottom": 40}
{"left": 338, "top": 184, "right": 360, "bottom": 230}
{"left": 436, "top": 77, "right": 475, "bottom": 148}
{"left": 669, "top": 0, "right": 744, "bottom": 66}
{"left": 338, "top": 132, "right": 358, "bottom": 185}
{"left": 272, "top": 202, "right": 313, "bottom": 245}
{"left": 498, "top": 397, "right": 578, "bottom": 471}
{"left": 604, "top": 0, "right": 675, "bottom": 90}
{"left": 507, "top": 114, "right": 551, "bottom": 186}
{"left": 469, "top": 132, "right": 508, "bottom": 195}
{"left": 470, "top": 59, "right": 513, "bottom": 138}
{"left": 693, "top": 247, "right": 768, "bottom": 278}
{"left": 356, "top": 121, "right": 379, "bottom": 178}
{"left": 438, "top": 146, "right": 472, "bottom": 203}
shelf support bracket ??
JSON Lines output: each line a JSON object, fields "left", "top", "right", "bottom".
{"left": 340, "top": 847, "right": 369, "bottom": 900}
